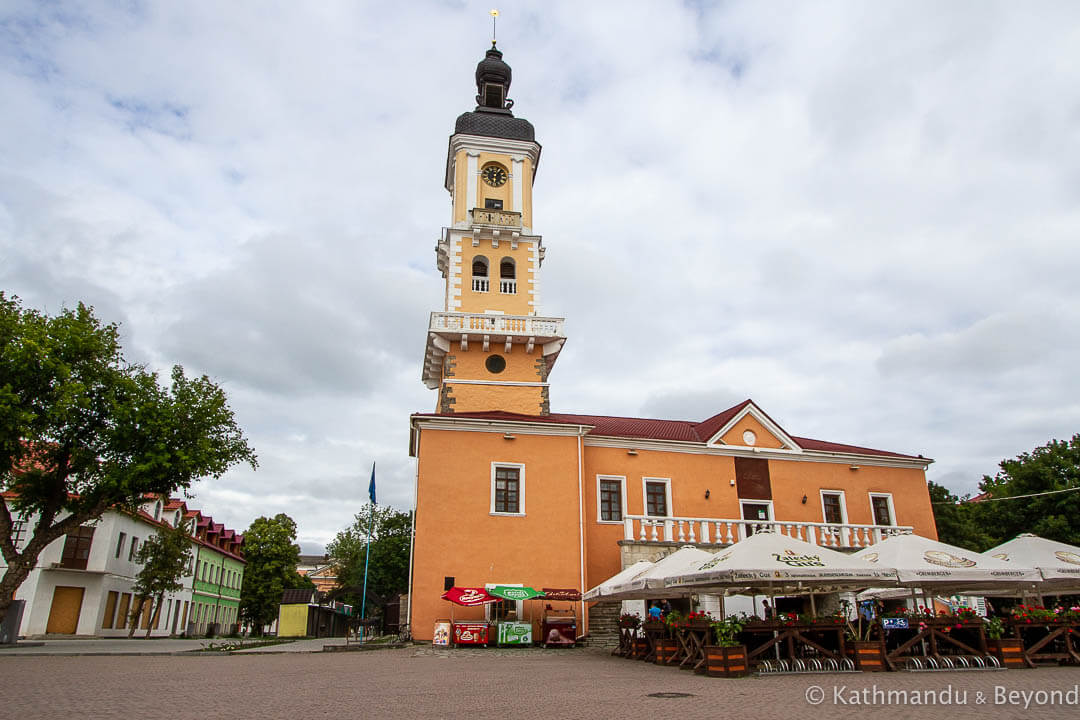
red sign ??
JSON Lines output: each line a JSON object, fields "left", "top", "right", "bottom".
{"left": 453, "top": 622, "right": 490, "bottom": 645}
{"left": 541, "top": 588, "right": 581, "bottom": 602}
{"left": 441, "top": 587, "right": 498, "bottom": 606}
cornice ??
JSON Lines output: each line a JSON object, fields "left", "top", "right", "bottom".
{"left": 445, "top": 134, "right": 541, "bottom": 192}
{"left": 583, "top": 435, "right": 932, "bottom": 469}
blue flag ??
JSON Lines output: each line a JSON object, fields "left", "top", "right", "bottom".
{"left": 368, "top": 463, "right": 376, "bottom": 505}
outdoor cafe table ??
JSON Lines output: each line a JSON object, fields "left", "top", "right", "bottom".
{"left": 741, "top": 619, "right": 848, "bottom": 668}
{"left": 1007, "top": 619, "right": 1080, "bottom": 667}
{"left": 674, "top": 622, "right": 710, "bottom": 671}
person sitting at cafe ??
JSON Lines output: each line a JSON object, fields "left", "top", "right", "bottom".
{"left": 648, "top": 602, "right": 663, "bottom": 621}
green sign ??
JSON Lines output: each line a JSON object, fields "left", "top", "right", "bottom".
{"left": 488, "top": 585, "right": 545, "bottom": 601}
{"left": 497, "top": 622, "right": 533, "bottom": 645}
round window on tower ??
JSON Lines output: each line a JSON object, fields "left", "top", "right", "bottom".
{"left": 485, "top": 354, "right": 507, "bottom": 374}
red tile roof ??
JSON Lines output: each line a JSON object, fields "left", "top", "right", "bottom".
{"left": 413, "top": 400, "right": 926, "bottom": 461}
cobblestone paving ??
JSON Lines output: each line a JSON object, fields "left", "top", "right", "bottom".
{"left": 3, "top": 646, "right": 1079, "bottom": 719}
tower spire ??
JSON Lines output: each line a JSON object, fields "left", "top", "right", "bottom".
{"left": 490, "top": 8, "right": 498, "bottom": 47}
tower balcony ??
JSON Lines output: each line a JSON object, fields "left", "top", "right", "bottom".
{"left": 422, "top": 311, "right": 566, "bottom": 389}
{"left": 470, "top": 207, "right": 521, "bottom": 229}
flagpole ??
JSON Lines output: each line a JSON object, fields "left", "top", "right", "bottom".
{"left": 360, "top": 462, "right": 376, "bottom": 643}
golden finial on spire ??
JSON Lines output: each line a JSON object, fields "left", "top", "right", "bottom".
{"left": 490, "top": 9, "right": 499, "bottom": 46}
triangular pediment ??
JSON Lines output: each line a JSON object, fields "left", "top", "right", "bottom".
{"left": 700, "top": 401, "right": 801, "bottom": 451}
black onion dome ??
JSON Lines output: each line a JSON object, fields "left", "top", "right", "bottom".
{"left": 475, "top": 46, "right": 512, "bottom": 90}
{"left": 454, "top": 111, "right": 535, "bottom": 141}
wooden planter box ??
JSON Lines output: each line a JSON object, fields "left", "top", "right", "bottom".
{"left": 849, "top": 640, "right": 887, "bottom": 672}
{"left": 703, "top": 644, "right": 749, "bottom": 678}
{"left": 987, "top": 637, "right": 1027, "bottom": 668}
{"left": 654, "top": 638, "right": 679, "bottom": 665}
{"left": 630, "top": 638, "right": 649, "bottom": 658}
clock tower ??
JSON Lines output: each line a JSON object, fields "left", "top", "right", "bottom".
{"left": 422, "top": 45, "right": 566, "bottom": 415}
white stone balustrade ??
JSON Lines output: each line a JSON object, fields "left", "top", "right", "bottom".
{"left": 430, "top": 312, "right": 564, "bottom": 337}
{"left": 473, "top": 277, "right": 490, "bottom": 292}
{"left": 499, "top": 279, "right": 517, "bottom": 294}
{"left": 622, "top": 514, "right": 912, "bottom": 549}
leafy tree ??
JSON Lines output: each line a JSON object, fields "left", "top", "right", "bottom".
{"left": 0, "top": 294, "right": 257, "bottom": 623}
{"left": 128, "top": 520, "right": 194, "bottom": 638}
{"left": 239, "top": 513, "right": 310, "bottom": 634}
{"left": 327, "top": 504, "right": 411, "bottom": 617}
{"left": 927, "top": 480, "right": 994, "bottom": 552}
{"left": 975, "top": 434, "right": 1080, "bottom": 546}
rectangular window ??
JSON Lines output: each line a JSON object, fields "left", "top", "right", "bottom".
{"left": 117, "top": 593, "right": 131, "bottom": 629}
{"left": 11, "top": 519, "right": 27, "bottom": 551}
{"left": 491, "top": 463, "right": 525, "bottom": 515}
{"left": 598, "top": 477, "right": 624, "bottom": 522}
{"left": 821, "top": 492, "right": 845, "bottom": 524}
{"left": 115, "top": 532, "right": 127, "bottom": 559}
{"left": 128, "top": 537, "right": 139, "bottom": 562}
{"left": 494, "top": 467, "right": 520, "bottom": 514}
{"left": 102, "top": 591, "right": 119, "bottom": 629}
{"left": 60, "top": 526, "right": 95, "bottom": 570}
{"left": 484, "top": 198, "right": 503, "bottom": 210}
{"left": 644, "top": 479, "right": 670, "bottom": 517}
{"left": 870, "top": 494, "right": 894, "bottom": 526}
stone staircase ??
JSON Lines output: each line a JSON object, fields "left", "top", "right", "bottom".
{"left": 583, "top": 602, "right": 620, "bottom": 647}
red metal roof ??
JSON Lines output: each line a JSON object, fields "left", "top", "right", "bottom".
{"left": 413, "top": 400, "right": 926, "bottom": 461}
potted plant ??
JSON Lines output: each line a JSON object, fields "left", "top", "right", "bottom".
{"left": 703, "top": 616, "right": 748, "bottom": 678}
{"left": 986, "top": 614, "right": 1026, "bottom": 668}
{"left": 655, "top": 610, "right": 683, "bottom": 664}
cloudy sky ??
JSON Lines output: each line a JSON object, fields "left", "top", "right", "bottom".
{"left": 3, "top": 1, "right": 1078, "bottom": 552}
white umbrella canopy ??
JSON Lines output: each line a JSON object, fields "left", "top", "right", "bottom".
{"left": 606, "top": 547, "right": 716, "bottom": 600}
{"left": 851, "top": 533, "right": 1040, "bottom": 589}
{"left": 983, "top": 533, "right": 1080, "bottom": 593}
{"left": 583, "top": 560, "right": 654, "bottom": 601}
{"left": 664, "top": 531, "right": 896, "bottom": 594}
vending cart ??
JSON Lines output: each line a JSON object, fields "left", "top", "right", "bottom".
{"left": 487, "top": 585, "right": 546, "bottom": 647}
{"left": 452, "top": 621, "right": 491, "bottom": 647}
{"left": 541, "top": 588, "right": 581, "bottom": 648}
{"left": 439, "top": 586, "right": 499, "bottom": 647}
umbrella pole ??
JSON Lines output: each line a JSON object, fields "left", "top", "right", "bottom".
{"left": 809, "top": 592, "right": 817, "bottom": 617}
{"left": 719, "top": 594, "right": 726, "bottom": 619}
{"left": 770, "top": 583, "right": 780, "bottom": 662}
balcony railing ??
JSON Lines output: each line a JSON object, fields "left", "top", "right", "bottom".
{"left": 471, "top": 208, "right": 522, "bottom": 228}
{"left": 473, "top": 277, "right": 489, "bottom": 292}
{"left": 499, "top": 278, "right": 516, "bottom": 294}
{"left": 622, "top": 515, "right": 912, "bottom": 550}
{"left": 430, "top": 312, "right": 564, "bottom": 338}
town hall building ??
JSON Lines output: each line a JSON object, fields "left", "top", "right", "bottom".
{"left": 407, "top": 44, "right": 936, "bottom": 642}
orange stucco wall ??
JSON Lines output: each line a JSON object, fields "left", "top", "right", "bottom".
{"left": 719, "top": 414, "right": 785, "bottom": 449}
{"left": 411, "top": 427, "right": 935, "bottom": 641}
{"left": 458, "top": 238, "right": 535, "bottom": 316}
{"left": 441, "top": 344, "right": 546, "bottom": 414}
{"left": 411, "top": 429, "right": 583, "bottom": 641}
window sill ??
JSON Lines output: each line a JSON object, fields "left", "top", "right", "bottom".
{"left": 597, "top": 520, "right": 624, "bottom": 525}
{"left": 489, "top": 512, "right": 526, "bottom": 517}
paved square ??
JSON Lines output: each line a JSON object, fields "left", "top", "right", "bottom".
{"left": 2, "top": 647, "right": 1078, "bottom": 719}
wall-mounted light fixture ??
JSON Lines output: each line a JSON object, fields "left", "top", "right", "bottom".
{"left": 729, "top": 479, "right": 735, "bottom": 487}
{"left": 627, "top": 449, "right": 638, "bottom": 456}
{"left": 849, "top": 465, "right": 859, "bottom": 471}
{"left": 704, "top": 489, "right": 710, "bottom": 499}
{"left": 503, "top": 433, "right": 515, "bottom": 440}
{"left": 801, "top": 495, "right": 808, "bottom": 504}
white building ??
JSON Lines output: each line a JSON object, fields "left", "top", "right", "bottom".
{"left": 3, "top": 495, "right": 243, "bottom": 638}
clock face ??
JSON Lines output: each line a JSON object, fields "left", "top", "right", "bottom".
{"left": 482, "top": 164, "right": 508, "bottom": 187}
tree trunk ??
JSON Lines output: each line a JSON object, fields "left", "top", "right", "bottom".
{"left": 128, "top": 597, "right": 145, "bottom": 638}
{"left": 145, "top": 594, "right": 162, "bottom": 639}
{"left": 0, "top": 563, "right": 33, "bottom": 626}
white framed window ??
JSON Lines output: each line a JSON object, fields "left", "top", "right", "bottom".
{"left": 597, "top": 475, "right": 627, "bottom": 523}
{"left": 739, "top": 499, "right": 773, "bottom": 522}
{"left": 819, "top": 490, "right": 848, "bottom": 525}
{"left": 115, "top": 532, "right": 127, "bottom": 559}
{"left": 869, "top": 493, "right": 895, "bottom": 526}
{"left": 11, "top": 517, "right": 28, "bottom": 551}
{"left": 490, "top": 462, "right": 525, "bottom": 516}
{"left": 642, "top": 477, "right": 672, "bottom": 517}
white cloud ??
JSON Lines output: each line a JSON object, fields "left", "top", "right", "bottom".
{"left": 3, "top": 0, "right": 1080, "bottom": 549}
